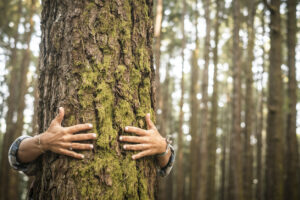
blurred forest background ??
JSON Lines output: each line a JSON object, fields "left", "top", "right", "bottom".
{"left": 0, "top": 0, "right": 300, "bottom": 200}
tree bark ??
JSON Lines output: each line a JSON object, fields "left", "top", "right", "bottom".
{"left": 228, "top": 0, "right": 243, "bottom": 199}
{"left": 29, "top": 1, "right": 157, "bottom": 199}
{"left": 285, "top": 0, "right": 300, "bottom": 199}
{"left": 265, "top": 0, "right": 284, "bottom": 199}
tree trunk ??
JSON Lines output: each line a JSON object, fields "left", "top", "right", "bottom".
{"left": 154, "top": 0, "right": 163, "bottom": 119}
{"left": 0, "top": 1, "right": 26, "bottom": 199}
{"left": 285, "top": 0, "right": 300, "bottom": 199}
{"left": 177, "top": 0, "right": 186, "bottom": 200}
{"left": 207, "top": 0, "right": 221, "bottom": 199}
{"left": 265, "top": 0, "right": 284, "bottom": 199}
{"left": 243, "top": 1, "right": 256, "bottom": 200}
{"left": 228, "top": 0, "right": 243, "bottom": 199}
{"left": 189, "top": 0, "right": 199, "bottom": 199}
{"left": 198, "top": 0, "right": 211, "bottom": 199}
{"left": 29, "top": 1, "right": 157, "bottom": 199}
{"left": 255, "top": 7, "right": 266, "bottom": 200}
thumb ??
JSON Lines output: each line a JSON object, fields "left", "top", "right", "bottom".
{"left": 54, "top": 107, "right": 64, "bottom": 125}
{"left": 145, "top": 113, "right": 155, "bottom": 130}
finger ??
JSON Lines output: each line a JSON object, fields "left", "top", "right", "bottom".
{"left": 123, "top": 144, "right": 151, "bottom": 151}
{"left": 124, "top": 126, "right": 147, "bottom": 136}
{"left": 57, "top": 148, "right": 85, "bottom": 159}
{"left": 65, "top": 123, "right": 93, "bottom": 134}
{"left": 145, "top": 113, "right": 155, "bottom": 130}
{"left": 54, "top": 107, "right": 65, "bottom": 125}
{"left": 68, "top": 133, "right": 97, "bottom": 141}
{"left": 61, "top": 142, "right": 93, "bottom": 150}
{"left": 119, "top": 136, "right": 148, "bottom": 143}
{"left": 132, "top": 150, "right": 153, "bottom": 160}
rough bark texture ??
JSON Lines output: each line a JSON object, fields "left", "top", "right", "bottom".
{"left": 285, "top": 0, "right": 300, "bottom": 199}
{"left": 243, "top": 1, "right": 256, "bottom": 200}
{"left": 265, "top": 0, "right": 284, "bottom": 199}
{"left": 228, "top": 0, "right": 243, "bottom": 199}
{"left": 30, "top": 0, "right": 157, "bottom": 199}
{"left": 207, "top": 0, "right": 220, "bottom": 198}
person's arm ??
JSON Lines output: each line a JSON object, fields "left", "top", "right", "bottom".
{"left": 9, "top": 107, "right": 97, "bottom": 175}
{"left": 17, "top": 107, "right": 96, "bottom": 163}
{"left": 119, "top": 113, "right": 174, "bottom": 175}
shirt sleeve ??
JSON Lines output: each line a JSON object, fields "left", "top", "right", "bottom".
{"left": 8, "top": 135, "right": 38, "bottom": 176}
{"left": 157, "top": 145, "right": 175, "bottom": 177}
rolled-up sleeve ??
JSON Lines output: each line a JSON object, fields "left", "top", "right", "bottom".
{"left": 8, "top": 135, "right": 37, "bottom": 176}
{"left": 157, "top": 145, "right": 175, "bottom": 177}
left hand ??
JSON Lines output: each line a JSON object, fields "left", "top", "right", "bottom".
{"left": 119, "top": 113, "right": 167, "bottom": 160}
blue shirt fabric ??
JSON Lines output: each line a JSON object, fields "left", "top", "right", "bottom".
{"left": 8, "top": 135, "right": 175, "bottom": 177}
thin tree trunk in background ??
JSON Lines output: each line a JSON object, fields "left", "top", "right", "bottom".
{"left": 255, "top": 7, "right": 265, "bottom": 200}
{"left": 243, "top": 1, "right": 256, "bottom": 200}
{"left": 0, "top": 1, "right": 22, "bottom": 199}
{"left": 285, "top": 0, "right": 300, "bottom": 199}
{"left": 154, "top": 0, "right": 163, "bottom": 124}
{"left": 154, "top": 0, "right": 166, "bottom": 199}
{"left": 30, "top": 1, "right": 157, "bottom": 199}
{"left": 189, "top": 0, "right": 199, "bottom": 199}
{"left": 198, "top": 0, "right": 211, "bottom": 199}
{"left": 158, "top": 61, "right": 172, "bottom": 200}
{"left": 228, "top": 0, "right": 243, "bottom": 199}
{"left": 177, "top": 0, "right": 186, "bottom": 199}
{"left": 207, "top": 0, "right": 220, "bottom": 199}
{"left": 264, "top": 0, "right": 284, "bottom": 199}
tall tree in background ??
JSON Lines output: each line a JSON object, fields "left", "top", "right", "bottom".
{"left": 255, "top": 6, "right": 266, "bottom": 200}
{"left": 264, "top": 0, "right": 284, "bottom": 199}
{"left": 0, "top": 0, "right": 35, "bottom": 199}
{"left": 154, "top": 0, "right": 163, "bottom": 122}
{"left": 228, "top": 0, "right": 244, "bottom": 199}
{"left": 207, "top": 0, "right": 221, "bottom": 199}
{"left": 285, "top": 0, "right": 300, "bottom": 199}
{"left": 177, "top": 0, "right": 186, "bottom": 199}
{"left": 198, "top": 0, "right": 211, "bottom": 199}
{"left": 29, "top": 0, "right": 157, "bottom": 199}
{"left": 243, "top": 1, "right": 257, "bottom": 200}
{"left": 189, "top": 0, "right": 200, "bottom": 199}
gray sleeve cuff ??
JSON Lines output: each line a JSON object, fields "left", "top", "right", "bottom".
{"left": 157, "top": 145, "right": 175, "bottom": 177}
{"left": 8, "top": 135, "right": 38, "bottom": 176}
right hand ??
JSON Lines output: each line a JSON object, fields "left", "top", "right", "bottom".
{"left": 39, "top": 107, "right": 97, "bottom": 159}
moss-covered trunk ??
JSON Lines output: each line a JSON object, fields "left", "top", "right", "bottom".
{"left": 30, "top": 0, "right": 157, "bottom": 199}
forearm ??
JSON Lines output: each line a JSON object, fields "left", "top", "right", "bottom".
{"left": 156, "top": 148, "right": 172, "bottom": 168}
{"left": 18, "top": 135, "right": 45, "bottom": 163}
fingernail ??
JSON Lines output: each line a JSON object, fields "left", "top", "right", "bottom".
{"left": 88, "top": 123, "right": 93, "bottom": 128}
{"left": 92, "top": 133, "right": 97, "bottom": 138}
{"left": 147, "top": 113, "right": 150, "bottom": 117}
{"left": 119, "top": 136, "right": 123, "bottom": 141}
{"left": 90, "top": 144, "right": 94, "bottom": 149}
{"left": 125, "top": 127, "right": 128, "bottom": 131}
{"left": 81, "top": 155, "right": 85, "bottom": 159}
{"left": 132, "top": 155, "right": 135, "bottom": 160}
{"left": 123, "top": 145, "right": 127, "bottom": 149}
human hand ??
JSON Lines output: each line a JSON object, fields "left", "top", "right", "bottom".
{"left": 40, "top": 107, "right": 97, "bottom": 159}
{"left": 119, "top": 113, "right": 167, "bottom": 160}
